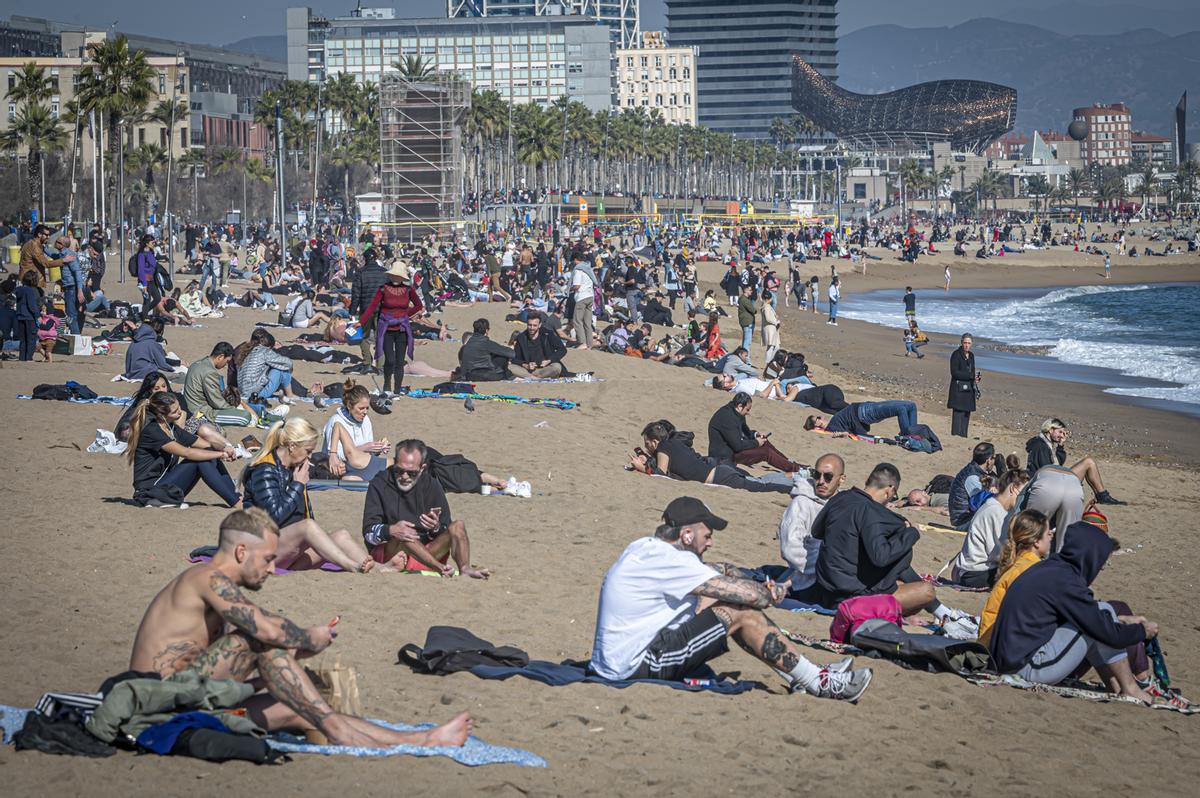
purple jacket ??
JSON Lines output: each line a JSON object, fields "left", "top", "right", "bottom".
{"left": 137, "top": 251, "right": 158, "bottom": 286}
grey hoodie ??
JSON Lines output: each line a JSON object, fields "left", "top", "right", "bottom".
{"left": 778, "top": 475, "right": 829, "bottom": 589}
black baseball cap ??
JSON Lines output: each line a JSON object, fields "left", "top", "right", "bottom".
{"left": 662, "top": 497, "right": 727, "bottom": 531}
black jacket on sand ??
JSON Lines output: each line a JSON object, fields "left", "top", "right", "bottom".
{"left": 812, "top": 487, "right": 920, "bottom": 600}
{"left": 707, "top": 402, "right": 756, "bottom": 461}
{"left": 989, "top": 521, "right": 1145, "bottom": 674}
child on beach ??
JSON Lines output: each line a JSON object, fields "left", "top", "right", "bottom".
{"left": 36, "top": 303, "right": 60, "bottom": 362}
{"left": 944, "top": 265, "right": 952, "bottom": 292}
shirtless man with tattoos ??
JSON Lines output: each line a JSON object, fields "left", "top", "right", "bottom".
{"left": 590, "top": 497, "right": 873, "bottom": 701}
{"left": 129, "top": 507, "right": 473, "bottom": 748}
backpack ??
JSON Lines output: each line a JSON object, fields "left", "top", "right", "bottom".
{"left": 829, "top": 594, "right": 902, "bottom": 643}
{"left": 398, "top": 626, "right": 529, "bottom": 675}
{"left": 127, "top": 253, "right": 139, "bottom": 278}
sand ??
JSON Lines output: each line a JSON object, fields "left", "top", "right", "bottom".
{"left": 1, "top": 234, "right": 1198, "bottom": 797}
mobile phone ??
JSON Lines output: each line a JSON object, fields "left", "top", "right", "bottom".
{"left": 635, "top": 447, "right": 647, "bottom": 458}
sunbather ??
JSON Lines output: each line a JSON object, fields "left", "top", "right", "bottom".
{"left": 322, "top": 380, "right": 390, "bottom": 481}
{"left": 128, "top": 507, "right": 473, "bottom": 748}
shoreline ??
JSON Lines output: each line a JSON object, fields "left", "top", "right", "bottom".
{"left": 692, "top": 254, "right": 1200, "bottom": 467}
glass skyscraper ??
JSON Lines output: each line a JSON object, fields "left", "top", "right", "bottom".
{"left": 666, "top": 0, "right": 838, "bottom": 139}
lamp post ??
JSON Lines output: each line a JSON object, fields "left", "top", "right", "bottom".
{"left": 164, "top": 56, "right": 183, "bottom": 277}
{"left": 117, "top": 120, "right": 125, "bottom": 285}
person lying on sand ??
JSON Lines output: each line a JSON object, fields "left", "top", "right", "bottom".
{"left": 629, "top": 420, "right": 792, "bottom": 494}
{"left": 803, "top": 400, "right": 920, "bottom": 437}
{"left": 128, "top": 508, "right": 473, "bottom": 748}
{"left": 712, "top": 372, "right": 850, "bottom": 415}
{"left": 362, "top": 439, "right": 491, "bottom": 578}
{"left": 590, "top": 496, "right": 873, "bottom": 701}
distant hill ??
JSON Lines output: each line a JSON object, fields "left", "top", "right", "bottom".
{"left": 223, "top": 35, "right": 287, "bottom": 63}
{"left": 838, "top": 18, "right": 1198, "bottom": 142}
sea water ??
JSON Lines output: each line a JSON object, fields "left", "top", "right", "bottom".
{"left": 837, "top": 283, "right": 1200, "bottom": 410}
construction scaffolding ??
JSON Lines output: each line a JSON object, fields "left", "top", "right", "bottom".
{"left": 379, "top": 74, "right": 470, "bottom": 240}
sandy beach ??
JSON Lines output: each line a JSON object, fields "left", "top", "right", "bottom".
{"left": 1, "top": 234, "right": 1199, "bottom": 797}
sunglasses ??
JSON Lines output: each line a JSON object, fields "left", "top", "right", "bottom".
{"left": 394, "top": 467, "right": 423, "bottom": 478}
{"left": 813, "top": 471, "right": 837, "bottom": 483}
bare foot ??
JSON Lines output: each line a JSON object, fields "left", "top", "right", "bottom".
{"left": 421, "top": 712, "right": 474, "bottom": 747}
{"left": 387, "top": 553, "right": 408, "bottom": 570}
{"left": 462, "top": 567, "right": 491, "bottom": 580}
{"left": 1123, "top": 685, "right": 1155, "bottom": 704}
{"left": 357, "top": 558, "right": 376, "bottom": 574}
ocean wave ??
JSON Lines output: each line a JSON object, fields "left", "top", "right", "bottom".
{"left": 983, "top": 283, "right": 1155, "bottom": 321}
{"left": 1048, "top": 339, "right": 1200, "bottom": 389}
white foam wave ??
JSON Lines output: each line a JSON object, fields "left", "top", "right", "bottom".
{"left": 983, "top": 283, "right": 1154, "bottom": 321}
{"left": 1048, "top": 339, "right": 1200, "bottom": 389}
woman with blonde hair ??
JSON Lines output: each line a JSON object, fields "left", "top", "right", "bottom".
{"left": 127, "top": 392, "right": 241, "bottom": 508}
{"left": 977, "top": 509, "right": 1052, "bottom": 647}
{"left": 242, "top": 417, "right": 382, "bottom": 573}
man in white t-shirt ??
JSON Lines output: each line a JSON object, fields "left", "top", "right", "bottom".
{"left": 712, "top": 372, "right": 798, "bottom": 401}
{"left": 589, "top": 497, "right": 872, "bottom": 701}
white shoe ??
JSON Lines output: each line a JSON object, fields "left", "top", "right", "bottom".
{"left": 265, "top": 404, "right": 290, "bottom": 418}
{"left": 940, "top": 612, "right": 980, "bottom": 640}
{"left": 502, "top": 476, "right": 519, "bottom": 496}
{"left": 516, "top": 480, "right": 532, "bottom": 498}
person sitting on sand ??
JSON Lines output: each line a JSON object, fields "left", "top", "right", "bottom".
{"left": 184, "top": 341, "right": 257, "bottom": 427}
{"left": 362, "top": 439, "right": 491, "bottom": 578}
{"left": 456, "top": 318, "right": 516, "bottom": 382}
{"left": 128, "top": 507, "right": 474, "bottom": 748}
{"left": 707, "top": 392, "right": 802, "bottom": 473}
{"left": 1025, "top": 418, "right": 1125, "bottom": 506}
{"left": 801, "top": 462, "right": 978, "bottom": 638}
{"left": 236, "top": 329, "right": 300, "bottom": 405}
{"left": 126, "top": 392, "right": 241, "bottom": 508}
{"left": 803, "top": 399, "right": 920, "bottom": 437}
{"left": 977, "top": 509, "right": 1052, "bottom": 647}
{"left": 947, "top": 468, "right": 1029, "bottom": 588}
{"left": 948, "top": 442, "right": 998, "bottom": 529}
{"left": 124, "top": 318, "right": 174, "bottom": 381}
{"left": 778, "top": 454, "right": 845, "bottom": 594}
{"left": 510, "top": 312, "right": 568, "bottom": 378}
{"left": 322, "top": 380, "right": 390, "bottom": 481}
{"left": 988, "top": 521, "right": 1157, "bottom": 704}
{"left": 117, "top": 371, "right": 241, "bottom": 452}
{"left": 242, "top": 417, "right": 380, "bottom": 573}
{"left": 629, "top": 420, "right": 792, "bottom": 493}
{"left": 589, "top": 496, "right": 873, "bottom": 701}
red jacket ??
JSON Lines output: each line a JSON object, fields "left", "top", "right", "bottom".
{"left": 361, "top": 283, "right": 423, "bottom": 329}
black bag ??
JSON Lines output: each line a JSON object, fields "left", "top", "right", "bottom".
{"left": 171, "top": 727, "right": 287, "bottom": 764}
{"left": 850, "top": 619, "right": 990, "bottom": 676}
{"left": 12, "top": 713, "right": 116, "bottom": 758}
{"left": 127, "top": 253, "right": 139, "bottom": 278}
{"left": 925, "top": 474, "right": 954, "bottom": 495}
{"left": 427, "top": 448, "right": 484, "bottom": 494}
{"left": 398, "top": 626, "right": 529, "bottom": 675}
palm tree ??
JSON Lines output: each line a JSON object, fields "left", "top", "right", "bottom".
{"left": 326, "top": 145, "right": 358, "bottom": 220}
{"left": 392, "top": 55, "right": 435, "bottom": 81}
{"left": 897, "top": 158, "right": 921, "bottom": 215}
{"left": 1048, "top": 183, "right": 1071, "bottom": 209}
{"left": 2, "top": 103, "right": 68, "bottom": 215}
{"left": 212, "top": 147, "right": 244, "bottom": 175}
{"left": 1135, "top": 164, "right": 1157, "bottom": 213}
{"left": 1025, "top": 174, "right": 1050, "bottom": 214}
{"left": 177, "top": 148, "right": 206, "bottom": 178}
{"left": 127, "top": 142, "right": 167, "bottom": 195}
{"left": 7, "top": 62, "right": 58, "bottom": 107}
{"left": 971, "top": 169, "right": 1002, "bottom": 218}
{"left": 147, "top": 98, "right": 189, "bottom": 149}
{"left": 1094, "top": 177, "right": 1122, "bottom": 210}
{"left": 1067, "top": 167, "right": 1089, "bottom": 209}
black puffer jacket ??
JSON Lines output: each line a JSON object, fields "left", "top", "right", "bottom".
{"left": 812, "top": 487, "right": 920, "bottom": 599}
{"left": 242, "top": 451, "right": 311, "bottom": 528}
{"left": 350, "top": 257, "right": 388, "bottom": 316}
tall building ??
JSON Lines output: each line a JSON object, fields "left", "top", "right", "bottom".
{"left": 1131, "top": 131, "right": 1176, "bottom": 170}
{"left": 287, "top": 7, "right": 612, "bottom": 112}
{"left": 666, "top": 0, "right": 838, "bottom": 139}
{"left": 448, "top": 0, "right": 639, "bottom": 49}
{"left": 1072, "top": 103, "right": 1132, "bottom": 167}
{"left": 615, "top": 31, "right": 697, "bottom": 125}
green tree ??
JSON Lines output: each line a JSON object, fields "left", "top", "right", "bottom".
{"left": 1067, "top": 167, "right": 1089, "bottom": 208}
{"left": 391, "top": 55, "right": 435, "bottom": 80}
{"left": 1, "top": 103, "right": 67, "bottom": 214}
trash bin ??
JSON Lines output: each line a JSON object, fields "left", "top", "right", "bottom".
{"left": 6, "top": 244, "right": 18, "bottom": 265}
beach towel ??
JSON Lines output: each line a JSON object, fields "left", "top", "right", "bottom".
{"left": 505, "top": 374, "right": 602, "bottom": 384}
{"left": 186, "top": 547, "right": 449, "bottom": 577}
{"left": 965, "top": 674, "right": 1198, "bottom": 714}
{"left": 468, "top": 661, "right": 755, "bottom": 695}
{"left": 264, "top": 722, "right": 547, "bottom": 766}
{"left": 404, "top": 388, "right": 578, "bottom": 411}
{"left": 86, "top": 429, "right": 127, "bottom": 454}
{"left": 18, "top": 393, "right": 131, "bottom": 406}
{"left": 306, "top": 479, "right": 370, "bottom": 492}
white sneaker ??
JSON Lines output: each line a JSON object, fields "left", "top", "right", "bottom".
{"left": 265, "top": 404, "right": 290, "bottom": 418}
{"left": 502, "top": 476, "right": 520, "bottom": 496}
{"left": 940, "top": 611, "right": 980, "bottom": 640}
{"left": 516, "top": 480, "right": 532, "bottom": 498}
{"left": 797, "top": 667, "right": 873, "bottom": 702}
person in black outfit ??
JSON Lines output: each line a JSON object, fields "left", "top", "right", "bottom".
{"left": 511, "top": 312, "right": 567, "bottom": 378}
{"left": 350, "top": 247, "right": 388, "bottom": 367}
{"left": 707, "top": 392, "right": 802, "bottom": 473}
{"left": 947, "top": 333, "right": 979, "bottom": 437}
{"left": 629, "top": 420, "right": 792, "bottom": 493}
{"left": 457, "top": 318, "right": 516, "bottom": 381}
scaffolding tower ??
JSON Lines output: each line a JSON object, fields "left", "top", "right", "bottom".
{"left": 379, "top": 74, "right": 470, "bottom": 240}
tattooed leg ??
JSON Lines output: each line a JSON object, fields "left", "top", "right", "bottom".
{"left": 149, "top": 640, "right": 205, "bottom": 677}
{"left": 707, "top": 602, "right": 806, "bottom": 674}
{"left": 253, "top": 645, "right": 475, "bottom": 748}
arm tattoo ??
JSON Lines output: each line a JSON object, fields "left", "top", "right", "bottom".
{"left": 693, "top": 575, "right": 772, "bottom": 609}
{"left": 209, "top": 572, "right": 251, "bottom": 605}
{"left": 280, "top": 618, "right": 315, "bottom": 651}
{"left": 222, "top": 605, "right": 259, "bottom": 636}
{"left": 210, "top": 571, "right": 312, "bottom": 650}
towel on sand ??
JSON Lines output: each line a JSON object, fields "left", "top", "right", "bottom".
{"left": 265, "top": 720, "right": 547, "bottom": 766}
{"left": 469, "top": 660, "right": 755, "bottom": 694}
{"left": 404, "top": 388, "right": 578, "bottom": 411}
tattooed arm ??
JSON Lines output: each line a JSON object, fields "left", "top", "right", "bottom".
{"left": 203, "top": 571, "right": 332, "bottom": 653}
{"left": 692, "top": 575, "right": 785, "bottom": 609}
{"left": 707, "top": 562, "right": 761, "bottom": 580}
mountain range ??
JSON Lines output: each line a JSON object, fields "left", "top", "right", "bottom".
{"left": 224, "top": 16, "right": 1199, "bottom": 142}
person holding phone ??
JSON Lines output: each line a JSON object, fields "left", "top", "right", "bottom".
{"left": 707, "top": 391, "right": 803, "bottom": 473}
{"left": 362, "top": 439, "right": 491, "bottom": 579}
{"left": 322, "top": 379, "right": 391, "bottom": 481}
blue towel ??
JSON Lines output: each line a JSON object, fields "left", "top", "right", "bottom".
{"left": 266, "top": 720, "right": 547, "bottom": 767}
{"left": 17, "top": 394, "right": 132, "bottom": 406}
{"left": 1, "top": 705, "right": 31, "bottom": 744}
{"left": 469, "top": 660, "right": 756, "bottom": 694}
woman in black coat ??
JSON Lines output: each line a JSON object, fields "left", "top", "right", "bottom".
{"left": 947, "top": 333, "right": 978, "bottom": 437}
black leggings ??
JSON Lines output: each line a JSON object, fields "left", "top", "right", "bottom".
{"left": 381, "top": 328, "right": 409, "bottom": 393}
{"left": 794, "top": 384, "right": 848, "bottom": 413}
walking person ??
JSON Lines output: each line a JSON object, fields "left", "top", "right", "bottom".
{"left": 809, "top": 276, "right": 820, "bottom": 314}
{"left": 827, "top": 276, "right": 840, "bottom": 326}
{"left": 737, "top": 284, "right": 756, "bottom": 353}
{"left": 760, "top": 290, "right": 780, "bottom": 364}
{"left": 360, "top": 261, "right": 424, "bottom": 395}
{"left": 569, "top": 252, "right": 597, "bottom": 350}
{"left": 948, "top": 333, "right": 979, "bottom": 438}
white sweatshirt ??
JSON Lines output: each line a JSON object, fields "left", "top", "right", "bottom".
{"left": 778, "top": 477, "right": 829, "bottom": 589}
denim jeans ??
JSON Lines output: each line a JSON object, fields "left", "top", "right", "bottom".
{"left": 62, "top": 287, "right": 82, "bottom": 334}
{"left": 828, "top": 300, "right": 838, "bottom": 322}
{"left": 86, "top": 294, "right": 111, "bottom": 313}
{"left": 626, "top": 290, "right": 642, "bottom": 322}
{"left": 199, "top": 258, "right": 219, "bottom": 296}
{"left": 257, "top": 367, "right": 291, "bottom": 401}
{"left": 158, "top": 459, "right": 240, "bottom": 506}
{"left": 858, "top": 400, "right": 918, "bottom": 435}
{"left": 740, "top": 324, "right": 754, "bottom": 352}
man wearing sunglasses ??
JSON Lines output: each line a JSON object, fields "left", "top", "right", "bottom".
{"left": 361, "top": 439, "right": 490, "bottom": 579}
{"left": 778, "top": 454, "right": 845, "bottom": 600}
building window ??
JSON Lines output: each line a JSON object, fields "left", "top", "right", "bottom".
{"left": 625, "top": 56, "right": 633, "bottom": 67}
{"left": 6, "top": 102, "right": 14, "bottom": 122}
{"left": 655, "top": 94, "right": 663, "bottom": 106}
{"left": 50, "top": 101, "right": 59, "bottom": 118}
{"left": 655, "top": 56, "right": 662, "bottom": 67}
{"left": 627, "top": 97, "right": 634, "bottom": 107}
{"left": 669, "top": 68, "right": 677, "bottom": 80}
{"left": 159, "top": 74, "right": 166, "bottom": 94}
{"left": 639, "top": 56, "right": 647, "bottom": 67}
{"left": 568, "top": 62, "right": 583, "bottom": 74}
{"left": 854, "top": 183, "right": 867, "bottom": 200}
{"left": 7, "top": 73, "right": 15, "bottom": 91}
{"left": 682, "top": 67, "right": 690, "bottom": 79}
{"left": 641, "top": 97, "right": 649, "bottom": 106}
{"left": 138, "top": 128, "right": 145, "bottom": 145}
{"left": 683, "top": 93, "right": 691, "bottom": 105}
